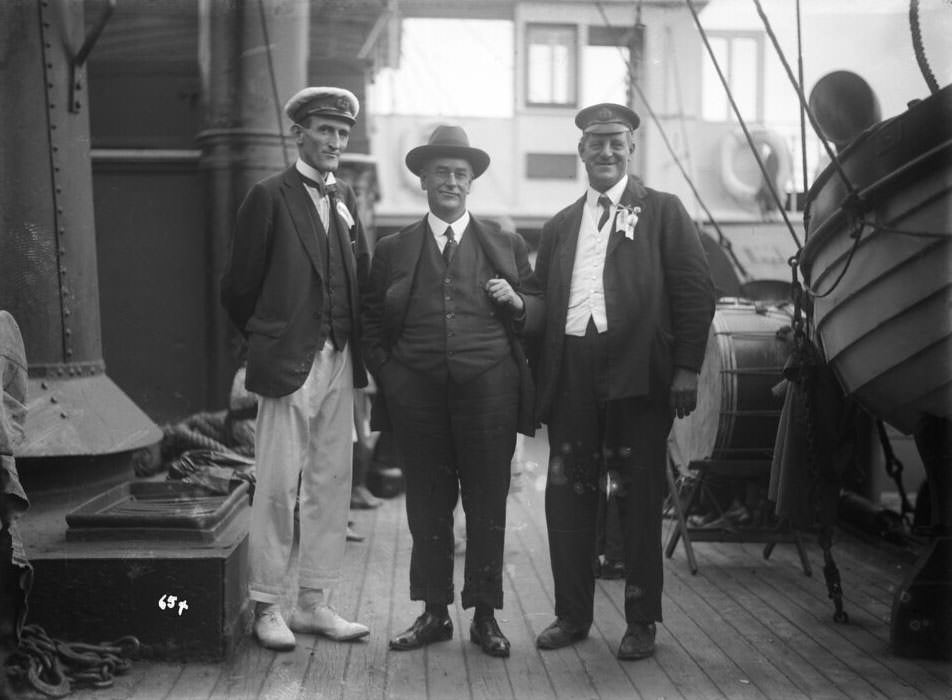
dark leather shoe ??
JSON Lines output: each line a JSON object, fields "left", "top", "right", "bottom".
{"left": 470, "top": 616, "right": 510, "bottom": 658}
{"left": 600, "top": 558, "right": 626, "bottom": 580}
{"left": 536, "top": 618, "right": 589, "bottom": 650}
{"left": 389, "top": 612, "right": 453, "bottom": 651}
{"left": 617, "top": 622, "right": 656, "bottom": 660}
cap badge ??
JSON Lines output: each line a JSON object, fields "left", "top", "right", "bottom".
{"left": 597, "top": 107, "right": 613, "bottom": 121}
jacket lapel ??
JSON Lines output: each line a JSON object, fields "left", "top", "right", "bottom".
{"left": 469, "top": 217, "right": 518, "bottom": 285}
{"left": 385, "top": 217, "right": 428, "bottom": 332}
{"left": 280, "top": 167, "right": 326, "bottom": 280}
{"left": 555, "top": 195, "right": 586, "bottom": 315}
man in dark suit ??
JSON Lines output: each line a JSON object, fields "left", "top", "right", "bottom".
{"left": 362, "top": 125, "right": 540, "bottom": 658}
{"left": 531, "top": 103, "right": 715, "bottom": 660}
{"left": 221, "top": 86, "right": 371, "bottom": 651}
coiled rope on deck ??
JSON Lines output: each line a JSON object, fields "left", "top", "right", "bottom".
{"left": 5, "top": 625, "right": 140, "bottom": 697}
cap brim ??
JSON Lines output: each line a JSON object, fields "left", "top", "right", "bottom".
{"left": 405, "top": 145, "right": 490, "bottom": 178}
{"left": 299, "top": 109, "right": 356, "bottom": 126}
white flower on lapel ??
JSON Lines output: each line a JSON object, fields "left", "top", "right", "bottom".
{"left": 335, "top": 199, "right": 355, "bottom": 229}
{"left": 614, "top": 205, "right": 641, "bottom": 240}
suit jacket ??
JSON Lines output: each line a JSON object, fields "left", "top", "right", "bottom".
{"left": 220, "top": 166, "right": 370, "bottom": 398}
{"left": 530, "top": 178, "right": 715, "bottom": 422}
{"left": 361, "top": 215, "right": 543, "bottom": 435}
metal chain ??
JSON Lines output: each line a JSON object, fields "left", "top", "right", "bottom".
{"left": 875, "top": 420, "right": 916, "bottom": 524}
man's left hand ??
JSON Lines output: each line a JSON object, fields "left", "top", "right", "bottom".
{"left": 485, "top": 278, "right": 524, "bottom": 312}
{"left": 670, "top": 367, "right": 699, "bottom": 419}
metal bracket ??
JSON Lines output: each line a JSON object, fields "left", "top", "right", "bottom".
{"left": 69, "top": 0, "right": 116, "bottom": 113}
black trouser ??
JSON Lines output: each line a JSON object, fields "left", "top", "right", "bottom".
{"left": 384, "top": 356, "right": 519, "bottom": 610}
{"left": 545, "top": 328, "right": 672, "bottom": 627}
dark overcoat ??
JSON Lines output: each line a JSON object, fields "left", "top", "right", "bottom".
{"left": 531, "top": 178, "right": 715, "bottom": 420}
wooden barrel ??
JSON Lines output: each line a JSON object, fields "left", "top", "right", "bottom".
{"left": 669, "top": 299, "right": 793, "bottom": 467}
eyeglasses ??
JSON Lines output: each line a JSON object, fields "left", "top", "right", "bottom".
{"left": 427, "top": 167, "right": 472, "bottom": 184}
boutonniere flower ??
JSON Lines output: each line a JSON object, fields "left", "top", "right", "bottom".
{"left": 335, "top": 199, "right": 356, "bottom": 230}
{"left": 613, "top": 204, "right": 641, "bottom": 240}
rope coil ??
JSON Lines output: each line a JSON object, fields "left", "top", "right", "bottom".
{"left": 5, "top": 625, "right": 140, "bottom": 697}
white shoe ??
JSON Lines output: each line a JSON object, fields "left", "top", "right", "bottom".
{"left": 253, "top": 605, "right": 296, "bottom": 651}
{"left": 288, "top": 605, "right": 369, "bottom": 641}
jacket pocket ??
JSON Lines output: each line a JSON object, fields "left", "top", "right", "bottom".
{"left": 245, "top": 316, "right": 287, "bottom": 338}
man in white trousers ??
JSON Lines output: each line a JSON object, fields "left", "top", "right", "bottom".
{"left": 221, "top": 86, "right": 371, "bottom": 650}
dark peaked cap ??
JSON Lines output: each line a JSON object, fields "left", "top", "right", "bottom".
{"left": 575, "top": 102, "right": 640, "bottom": 134}
{"left": 405, "top": 125, "right": 491, "bottom": 178}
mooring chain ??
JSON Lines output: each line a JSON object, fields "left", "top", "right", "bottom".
{"left": 5, "top": 624, "right": 140, "bottom": 697}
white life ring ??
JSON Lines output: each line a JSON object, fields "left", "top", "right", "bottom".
{"left": 720, "top": 128, "right": 791, "bottom": 207}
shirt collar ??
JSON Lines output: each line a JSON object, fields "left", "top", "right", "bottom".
{"left": 295, "top": 158, "right": 336, "bottom": 187}
{"left": 586, "top": 174, "right": 629, "bottom": 210}
{"left": 428, "top": 210, "right": 470, "bottom": 238}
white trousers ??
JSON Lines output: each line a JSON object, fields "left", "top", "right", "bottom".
{"left": 248, "top": 340, "right": 354, "bottom": 603}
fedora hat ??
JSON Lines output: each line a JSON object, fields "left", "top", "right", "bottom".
{"left": 405, "top": 125, "right": 490, "bottom": 178}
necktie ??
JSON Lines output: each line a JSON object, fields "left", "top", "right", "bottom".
{"left": 597, "top": 194, "right": 613, "bottom": 230}
{"left": 442, "top": 226, "right": 457, "bottom": 266}
{"left": 300, "top": 172, "right": 327, "bottom": 197}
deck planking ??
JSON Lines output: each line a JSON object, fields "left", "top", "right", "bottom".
{"left": 25, "top": 430, "right": 951, "bottom": 700}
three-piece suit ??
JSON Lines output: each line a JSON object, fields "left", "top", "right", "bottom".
{"left": 362, "top": 215, "right": 540, "bottom": 610}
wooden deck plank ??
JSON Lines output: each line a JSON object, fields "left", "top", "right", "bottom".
{"left": 593, "top": 578, "right": 688, "bottom": 700}
{"left": 342, "top": 493, "right": 403, "bottom": 700}
{"left": 382, "top": 511, "right": 436, "bottom": 700}
{"left": 296, "top": 506, "right": 378, "bottom": 700}
{"left": 692, "top": 539, "right": 897, "bottom": 700}
{"left": 750, "top": 555, "right": 951, "bottom": 700}
{"left": 501, "top": 515, "right": 560, "bottom": 700}
{"left": 33, "top": 429, "right": 952, "bottom": 700}
{"left": 702, "top": 544, "right": 933, "bottom": 700}
{"left": 663, "top": 573, "right": 782, "bottom": 699}
{"left": 732, "top": 539, "right": 897, "bottom": 634}
{"left": 664, "top": 568, "right": 814, "bottom": 700}
{"left": 164, "top": 662, "right": 224, "bottom": 700}
{"left": 514, "top": 487, "right": 649, "bottom": 700}
{"left": 693, "top": 561, "right": 877, "bottom": 700}
{"left": 507, "top": 495, "right": 601, "bottom": 699}
{"left": 207, "top": 631, "right": 275, "bottom": 700}
{"left": 668, "top": 558, "right": 854, "bottom": 700}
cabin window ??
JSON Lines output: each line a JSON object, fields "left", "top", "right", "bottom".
{"left": 701, "top": 32, "right": 764, "bottom": 122}
{"left": 526, "top": 24, "right": 577, "bottom": 107}
{"left": 583, "top": 25, "right": 639, "bottom": 106}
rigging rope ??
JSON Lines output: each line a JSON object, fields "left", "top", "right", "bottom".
{"left": 686, "top": 0, "right": 802, "bottom": 250}
{"left": 795, "top": 0, "right": 809, "bottom": 197}
{"left": 909, "top": 0, "right": 940, "bottom": 94}
{"left": 749, "top": 0, "right": 862, "bottom": 214}
{"left": 592, "top": 0, "right": 752, "bottom": 282}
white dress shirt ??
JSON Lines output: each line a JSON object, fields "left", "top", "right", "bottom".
{"left": 564, "top": 175, "right": 629, "bottom": 335}
{"left": 296, "top": 158, "right": 336, "bottom": 231}
{"left": 427, "top": 210, "right": 470, "bottom": 252}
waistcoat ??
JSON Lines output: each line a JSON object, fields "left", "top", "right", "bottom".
{"left": 392, "top": 226, "right": 510, "bottom": 383}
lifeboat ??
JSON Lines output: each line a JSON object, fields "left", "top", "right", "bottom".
{"left": 799, "top": 82, "right": 952, "bottom": 435}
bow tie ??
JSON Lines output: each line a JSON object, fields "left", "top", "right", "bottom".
{"left": 299, "top": 173, "right": 335, "bottom": 198}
